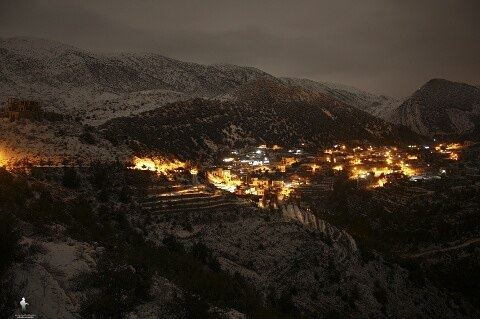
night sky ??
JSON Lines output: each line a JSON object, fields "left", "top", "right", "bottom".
{"left": 1, "top": 0, "right": 479, "bottom": 97}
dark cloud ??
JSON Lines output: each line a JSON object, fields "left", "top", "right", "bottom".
{"left": 1, "top": 0, "right": 478, "bottom": 96}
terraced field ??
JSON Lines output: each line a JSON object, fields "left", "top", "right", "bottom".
{"left": 136, "top": 185, "right": 240, "bottom": 214}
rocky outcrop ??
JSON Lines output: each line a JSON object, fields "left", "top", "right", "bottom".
{"left": 281, "top": 203, "right": 358, "bottom": 253}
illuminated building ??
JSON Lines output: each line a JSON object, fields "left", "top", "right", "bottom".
{"left": 131, "top": 156, "right": 187, "bottom": 180}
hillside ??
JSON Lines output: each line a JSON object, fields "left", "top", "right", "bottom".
{"left": 102, "top": 78, "right": 423, "bottom": 161}
{"left": 388, "top": 79, "right": 480, "bottom": 139}
{"left": 0, "top": 116, "right": 130, "bottom": 166}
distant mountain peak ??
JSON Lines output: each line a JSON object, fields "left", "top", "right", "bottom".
{"left": 418, "top": 78, "right": 477, "bottom": 93}
{"left": 389, "top": 78, "right": 480, "bottom": 138}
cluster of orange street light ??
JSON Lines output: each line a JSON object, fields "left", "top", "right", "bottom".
{"left": 130, "top": 156, "right": 194, "bottom": 180}
{"left": 322, "top": 142, "right": 463, "bottom": 188}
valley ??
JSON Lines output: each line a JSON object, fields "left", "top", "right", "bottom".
{"left": 0, "top": 37, "right": 479, "bottom": 318}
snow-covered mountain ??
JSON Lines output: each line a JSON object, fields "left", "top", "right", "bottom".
{"left": 0, "top": 37, "right": 271, "bottom": 124}
{"left": 388, "top": 79, "right": 480, "bottom": 139}
{"left": 1, "top": 37, "right": 407, "bottom": 125}
{"left": 281, "top": 77, "right": 401, "bottom": 119}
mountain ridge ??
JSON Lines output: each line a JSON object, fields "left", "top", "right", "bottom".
{"left": 0, "top": 37, "right": 273, "bottom": 123}
{"left": 0, "top": 36, "right": 402, "bottom": 126}
{"left": 281, "top": 77, "right": 402, "bottom": 119}
{"left": 101, "top": 79, "right": 424, "bottom": 161}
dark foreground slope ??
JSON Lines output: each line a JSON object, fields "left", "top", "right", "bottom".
{"left": 1, "top": 167, "right": 477, "bottom": 318}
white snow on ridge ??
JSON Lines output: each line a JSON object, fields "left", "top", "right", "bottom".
{"left": 0, "top": 37, "right": 271, "bottom": 125}
{"left": 281, "top": 77, "right": 401, "bottom": 120}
